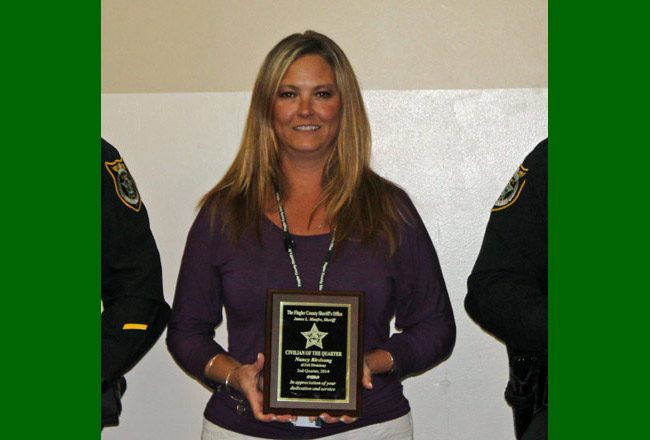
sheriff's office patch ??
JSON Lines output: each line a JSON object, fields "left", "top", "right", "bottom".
{"left": 104, "top": 158, "right": 142, "bottom": 212}
{"left": 492, "top": 164, "right": 528, "bottom": 212}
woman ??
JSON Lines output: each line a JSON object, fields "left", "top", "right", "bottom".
{"left": 167, "top": 31, "right": 455, "bottom": 439}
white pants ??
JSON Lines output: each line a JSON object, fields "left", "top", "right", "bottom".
{"left": 201, "top": 413, "right": 413, "bottom": 440}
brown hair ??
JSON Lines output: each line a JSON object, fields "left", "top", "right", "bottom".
{"left": 200, "top": 30, "right": 408, "bottom": 254}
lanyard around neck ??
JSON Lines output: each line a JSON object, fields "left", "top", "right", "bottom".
{"left": 275, "top": 192, "right": 335, "bottom": 291}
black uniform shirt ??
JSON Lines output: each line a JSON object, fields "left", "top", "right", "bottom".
{"left": 101, "top": 139, "right": 170, "bottom": 384}
{"left": 465, "top": 139, "right": 548, "bottom": 353}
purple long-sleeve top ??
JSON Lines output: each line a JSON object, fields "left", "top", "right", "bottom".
{"left": 167, "top": 190, "right": 455, "bottom": 438}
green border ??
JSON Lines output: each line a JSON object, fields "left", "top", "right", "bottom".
{"left": 550, "top": 3, "right": 645, "bottom": 438}
{"left": 3, "top": 3, "right": 99, "bottom": 437}
{"left": 549, "top": 3, "right": 568, "bottom": 438}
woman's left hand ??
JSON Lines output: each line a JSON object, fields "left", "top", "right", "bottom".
{"left": 312, "top": 349, "right": 394, "bottom": 424}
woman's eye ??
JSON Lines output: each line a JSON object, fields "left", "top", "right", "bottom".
{"left": 316, "top": 91, "right": 331, "bottom": 98}
{"left": 279, "top": 91, "right": 296, "bottom": 98}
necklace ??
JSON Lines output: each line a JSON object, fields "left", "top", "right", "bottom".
{"left": 275, "top": 192, "right": 335, "bottom": 291}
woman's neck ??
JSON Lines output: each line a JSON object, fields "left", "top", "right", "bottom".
{"left": 280, "top": 154, "right": 325, "bottom": 200}
{"left": 265, "top": 153, "right": 330, "bottom": 235}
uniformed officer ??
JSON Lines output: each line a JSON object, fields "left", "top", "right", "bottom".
{"left": 465, "top": 139, "right": 548, "bottom": 439}
{"left": 101, "top": 138, "right": 171, "bottom": 429}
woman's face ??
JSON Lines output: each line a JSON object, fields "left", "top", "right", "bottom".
{"left": 272, "top": 54, "right": 342, "bottom": 160}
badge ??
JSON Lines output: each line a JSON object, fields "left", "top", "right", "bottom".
{"left": 492, "top": 164, "right": 528, "bottom": 212}
{"left": 301, "top": 323, "right": 328, "bottom": 349}
{"left": 104, "top": 158, "right": 142, "bottom": 212}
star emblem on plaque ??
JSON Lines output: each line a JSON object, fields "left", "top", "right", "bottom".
{"left": 301, "top": 323, "right": 328, "bottom": 349}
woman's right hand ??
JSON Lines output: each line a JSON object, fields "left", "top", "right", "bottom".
{"left": 228, "top": 353, "right": 295, "bottom": 423}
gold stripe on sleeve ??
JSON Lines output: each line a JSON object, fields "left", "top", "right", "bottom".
{"left": 122, "top": 323, "right": 148, "bottom": 330}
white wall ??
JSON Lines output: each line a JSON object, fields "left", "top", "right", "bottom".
{"left": 101, "top": 88, "right": 547, "bottom": 440}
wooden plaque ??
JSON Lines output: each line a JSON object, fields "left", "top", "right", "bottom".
{"left": 263, "top": 289, "right": 364, "bottom": 416}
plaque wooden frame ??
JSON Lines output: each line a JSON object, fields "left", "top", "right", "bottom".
{"left": 263, "top": 289, "right": 364, "bottom": 416}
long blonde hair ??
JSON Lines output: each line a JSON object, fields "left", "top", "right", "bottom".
{"left": 201, "top": 30, "right": 407, "bottom": 254}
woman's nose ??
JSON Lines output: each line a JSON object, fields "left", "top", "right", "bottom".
{"left": 297, "top": 97, "right": 313, "bottom": 116}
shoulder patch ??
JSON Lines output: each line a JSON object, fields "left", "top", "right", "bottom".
{"left": 104, "top": 158, "right": 142, "bottom": 212}
{"left": 492, "top": 164, "right": 528, "bottom": 212}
